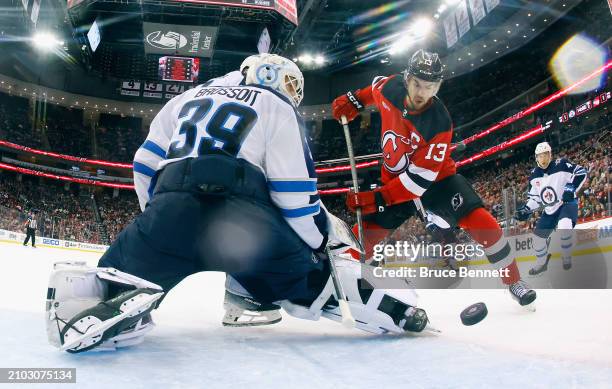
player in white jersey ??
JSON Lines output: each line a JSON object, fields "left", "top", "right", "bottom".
{"left": 515, "top": 142, "right": 587, "bottom": 274}
{"left": 184, "top": 52, "right": 286, "bottom": 326}
{"left": 45, "top": 55, "right": 430, "bottom": 353}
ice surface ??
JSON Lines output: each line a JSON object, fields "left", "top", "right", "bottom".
{"left": 1, "top": 241, "right": 611, "bottom": 388}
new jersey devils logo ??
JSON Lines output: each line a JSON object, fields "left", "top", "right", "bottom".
{"left": 381, "top": 130, "right": 420, "bottom": 173}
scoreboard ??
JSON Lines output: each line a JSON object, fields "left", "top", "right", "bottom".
{"left": 68, "top": 0, "right": 298, "bottom": 25}
{"left": 158, "top": 56, "right": 200, "bottom": 83}
{"left": 174, "top": 0, "right": 298, "bottom": 25}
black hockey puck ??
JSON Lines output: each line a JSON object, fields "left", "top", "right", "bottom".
{"left": 460, "top": 302, "right": 488, "bottom": 326}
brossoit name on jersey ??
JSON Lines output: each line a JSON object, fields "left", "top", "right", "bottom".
{"left": 194, "top": 86, "right": 262, "bottom": 106}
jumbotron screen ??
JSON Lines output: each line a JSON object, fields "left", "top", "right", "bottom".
{"left": 158, "top": 56, "right": 200, "bottom": 83}
{"left": 173, "top": 0, "right": 298, "bottom": 25}
{"left": 67, "top": 0, "right": 298, "bottom": 25}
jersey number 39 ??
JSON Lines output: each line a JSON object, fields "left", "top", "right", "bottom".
{"left": 167, "top": 98, "right": 258, "bottom": 159}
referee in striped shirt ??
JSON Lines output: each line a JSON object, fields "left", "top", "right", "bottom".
{"left": 23, "top": 211, "right": 37, "bottom": 248}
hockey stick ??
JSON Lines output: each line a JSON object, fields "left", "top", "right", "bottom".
{"left": 413, "top": 198, "right": 427, "bottom": 221}
{"left": 340, "top": 115, "right": 366, "bottom": 263}
{"left": 325, "top": 245, "right": 356, "bottom": 328}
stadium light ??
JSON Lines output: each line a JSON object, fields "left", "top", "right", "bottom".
{"left": 32, "top": 32, "right": 63, "bottom": 51}
{"left": 299, "top": 54, "right": 313, "bottom": 64}
{"left": 296, "top": 53, "right": 326, "bottom": 68}
{"left": 411, "top": 17, "right": 433, "bottom": 38}
{"left": 389, "top": 17, "right": 432, "bottom": 56}
{"left": 389, "top": 39, "right": 409, "bottom": 56}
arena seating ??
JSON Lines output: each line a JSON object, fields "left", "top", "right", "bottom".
{"left": 1, "top": 128, "right": 608, "bottom": 245}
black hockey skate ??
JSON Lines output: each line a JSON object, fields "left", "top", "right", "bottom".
{"left": 509, "top": 280, "right": 537, "bottom": 306}
{"left": 528, "top": 254, "right": 551, "bottom": 276}
{"left": 222, "top": 290, "right": 282, "bottom": 327}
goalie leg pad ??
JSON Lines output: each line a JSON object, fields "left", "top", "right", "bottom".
{"left": 46, "top": 261, "right": 163, "bottom": 353}
{"left": 60, "top": 288, "right": 163, "bottom": 353}
{"left": 280, "top": 258, "right": 426, "bottom": 334}
{"left": 95, "top": 314, "right": 156, "bottom": 351}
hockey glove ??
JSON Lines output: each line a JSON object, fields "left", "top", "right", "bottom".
{"left": 514, "top": 205, "right": 532, "bottom": 221}
{"left": 562, "top": 184, "right": 575, "bottom": 203}
{"left": 346, "top": 190, "right": 386, "bottom": 215}
{"left": 332, "top": 91, "right": 364, "bottom": 122}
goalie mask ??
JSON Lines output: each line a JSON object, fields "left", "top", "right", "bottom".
{"left": 240, "top": 53, "right": 274, "bottom": 76}
{"left": 245, "top": 54, "right": 304, "bottom": 107}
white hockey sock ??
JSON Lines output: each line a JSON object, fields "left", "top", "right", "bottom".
{"left": 558, "top": 217, "right": 574, "bottom": 259}
{"left": 533, "top": 234, "right": 549, "bottom": 267}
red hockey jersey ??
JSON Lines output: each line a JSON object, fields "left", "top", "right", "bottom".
{"left": 354, "top": 75, "right": 456, "bottom": 205}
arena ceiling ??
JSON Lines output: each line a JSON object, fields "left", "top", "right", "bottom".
{"left": 0, "top": 0, "right": 597, "bottom": 100}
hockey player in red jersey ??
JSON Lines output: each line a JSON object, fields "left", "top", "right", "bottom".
{"left": 331, "top": 49, "right": 536, "bottom": 306}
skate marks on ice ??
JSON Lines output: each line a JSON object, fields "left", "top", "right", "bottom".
{"left": 2, "top": 308, "right": 612, "bottom": 389}
{"left": 419, "top": 288, "right": 612, "bottom": 367}
{"left": 1, "top": 243, "right": 612, "bottom": 388}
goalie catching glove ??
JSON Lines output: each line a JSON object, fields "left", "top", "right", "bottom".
{"left": 46, "top": 261, "right": 164, "bottom": 353}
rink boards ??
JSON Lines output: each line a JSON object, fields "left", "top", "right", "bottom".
{"left": 1, "top": 217, "right": 611, "bottom": 289}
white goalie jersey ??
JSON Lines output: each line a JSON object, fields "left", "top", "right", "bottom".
{"left": 133, "top": 84, "right": 329, "bottom": 250}
{"left": 200, "top": 70, "right": 244, "bottom": 88}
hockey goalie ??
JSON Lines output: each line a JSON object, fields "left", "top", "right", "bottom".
{"left": 45, "top": 54, "right": 429, "bottom": 353}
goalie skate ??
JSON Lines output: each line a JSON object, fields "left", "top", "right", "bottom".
{"left": 222, "top": 290, "right": 282, "bottom": 327}
{"left": 60, "top": 288, "right": 163, "bottom": 353}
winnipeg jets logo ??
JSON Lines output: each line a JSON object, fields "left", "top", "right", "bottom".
{"left": 255, "top": 63, "right": 279, "bottom": 85}
{"left": 381, "top": 130, "right": 420, "bottom": 173}
{"left": 540, "top": 186, "right": 558, "bottom": 206}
